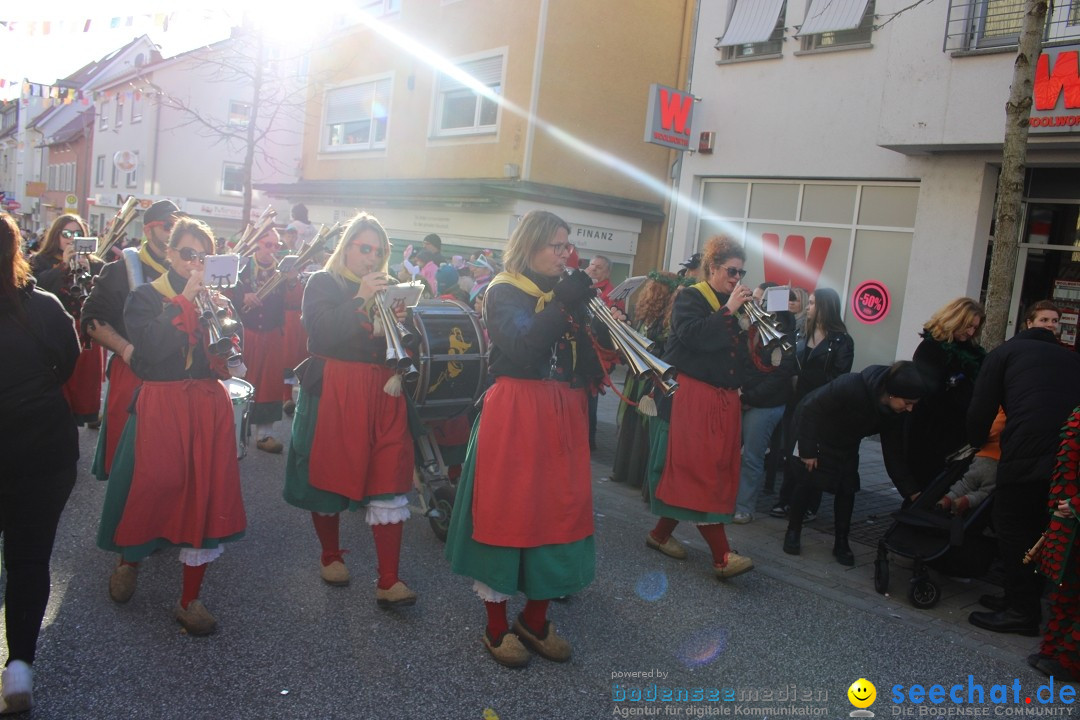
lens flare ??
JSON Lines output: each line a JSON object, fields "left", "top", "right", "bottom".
{"left": 635, "top": 571, "right": 668, "bottom": 602}
{"left": 676, "top": 628, "right": 728, "bottom": 668}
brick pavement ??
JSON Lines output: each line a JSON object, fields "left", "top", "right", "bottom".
{"left": 588, "top": 374, "right": 1043, "bottom": 674}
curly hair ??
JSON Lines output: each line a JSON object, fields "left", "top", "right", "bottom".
{"left": 922, "top": 297, "right": 985, "bottom": 343}
{"left": 702, "top": 235, "right": 745, "bottom": 274}
{"left": 634, "top": 271, "right": 680, "bottom": 330}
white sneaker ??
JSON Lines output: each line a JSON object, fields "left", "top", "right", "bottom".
{"left": 0, "top": 660, "right": 33, "bottom": 715}
{"left": 732, "top": 512, "right": 753, "bottom": 524}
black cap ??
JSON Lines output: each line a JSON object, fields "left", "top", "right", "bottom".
{"left": 423, "top": 233, "right": 442, "bottom": 251}
{"left": 679, "top": 252, "right": 702, "bottom": 270}
{"left": 143, "top": 199, "right": 181, "bottom": 226}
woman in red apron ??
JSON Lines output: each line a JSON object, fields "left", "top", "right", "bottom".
{"left": 445, "top": 210, "right": 614, "bottom": 668}
{"left": 643, "top": 235, "right": 755, "bottom": 580}
{"left": 283, "top": 212, "right": 416, "bottom": 610}
{"left": 96, "top": 217, "right": 246, "bottom": 636}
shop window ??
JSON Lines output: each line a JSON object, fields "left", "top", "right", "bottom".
{"left": 222, "top": 163, "right": 244, "bottom": 196}
{"left": 323, "top": 78, "right": 392, "bottom": 151}
{"left": 434, "top": 54, "right": 502, "bottom": 137}
{"left": 717, "top": 0, "right": 787, "bottom": 61}
{"left": 799, "top": 0, "right": 875, "bottom": 51}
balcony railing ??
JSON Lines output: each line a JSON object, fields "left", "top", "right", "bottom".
{"left": 944, "top": 0, "right": 1080, "bottom": 52}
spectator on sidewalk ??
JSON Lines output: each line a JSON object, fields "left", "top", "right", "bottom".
{"left": 966, "top": 301, "right": 1080, "bottom": 637}
{"left": 782, "top": 361, "right": 927, "bottom": 566}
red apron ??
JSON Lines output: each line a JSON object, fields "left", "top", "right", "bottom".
{"left": 243, "top": 326, "right": 286, "bottom": 406}
{"left": 655, "top": 374, "right": 742, "bottom": 515}
{"left": 472, "top": 377, "right": 594, "bottom": 548}
{"left": 62, "top": 345, "right": 104, "bottom": 418}
{"left": 114, "top": 379, "right": 246, "bottom": 547}
{"left": 309, "top": 359, "right": 413, "bottom": 500}
{"left": 103, "top": 356, "right": 141, "bottom": 475}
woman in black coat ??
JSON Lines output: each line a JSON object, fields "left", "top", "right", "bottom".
{"left": 771, "top": 287, "right": 854, "bottom": 519}
{"left": 0, "top": 214, "right": 80, "bottom": 714}
{"left": 782, "top": 362, "right": 926, "bottom": 565}
{"left": 910, "top": 297, "right": 986, "bottom": 486}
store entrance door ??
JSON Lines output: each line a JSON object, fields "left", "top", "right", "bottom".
{"left": 1009, "top": 201, "right": 1080, "bottom": 349}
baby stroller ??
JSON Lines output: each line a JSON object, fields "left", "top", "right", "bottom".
{"left": 873, "top": 450, "right": 998, "bottom": 609}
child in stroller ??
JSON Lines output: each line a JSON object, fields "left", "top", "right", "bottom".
{"left": 937, "top": 408, "right": 1005, "bottom": 516}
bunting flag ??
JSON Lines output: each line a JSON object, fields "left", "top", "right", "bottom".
{"left": 1, "top": 13, "right": 171, "bottom": 35}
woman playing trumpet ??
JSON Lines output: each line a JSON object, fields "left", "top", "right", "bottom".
{"left": 227, "top": 227, "right": 287, "bottom": 453}
{"left": 96, "top": 217, "right": 246, "bottom": 636}
{"left": 284, "top": 212, "right": 416, "bottom": 609}
{"left": 29, "top": 214, "right": 105, "bottom": 426}
{"left": 445, "top": 210, "right": 618, "bottom": 668}
{"left": 643, "top": 234, "right": 755, "bottom": 580}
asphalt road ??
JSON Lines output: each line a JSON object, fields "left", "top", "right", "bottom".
{"left": 2, "top": 405, "right": 1072, "bottom": 720}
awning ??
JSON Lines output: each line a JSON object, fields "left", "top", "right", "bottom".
{"left": 716, "top": 0, "right": 786, "bottom": 47}
{"left": 798, "top": 0, "right": 871, "bottom": 35}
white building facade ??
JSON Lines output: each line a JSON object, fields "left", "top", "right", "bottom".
{"left": 669, "top": 0, "right": 1080, "bottom": 368}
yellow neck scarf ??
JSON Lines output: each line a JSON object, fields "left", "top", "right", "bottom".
{"left": 692, "top": 281, "right": 722, "bottom": 312}
{"left": 337, "top": 266, "right": 365, "bottom": 285}
{"left": 139, "top": 243, "right": 168, "bottom": 277}
{"left": 150, "top": 273, "right": 195, "bottom": 369}
{"left": 487, "top": 272, "right": 554, "bottom": 313}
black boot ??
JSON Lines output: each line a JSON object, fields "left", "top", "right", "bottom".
{"left": 833, "top": 535, "right": 854, "bottom": 566}
{"left": 783, "top": 528, "right": 801, "bottom": 555}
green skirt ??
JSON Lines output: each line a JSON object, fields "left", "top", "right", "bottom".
{"left": 283, "top": 388, "right": 394, "bottom": 513}
{"left": 444, "top": 414, "right": 595, "bottom": 599}
{"left": 91, "top": 380, "right": 110, "bottom": 482}
{"left": 96, "top": 415, "right": 245, "bottom": 563}
{"left": 646, "top": 417, "right": 729, "bottom": 524}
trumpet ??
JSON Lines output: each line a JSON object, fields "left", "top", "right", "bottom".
{"left": 586, "top": 293, "right": 678, "bottom": 397}
{"left": 374, "top": 282, "right": 419, "bottom": 382}
{"left": 739, "top": 299, "right": 794, "bottom": 355}
{"left": 233, "top": 206, "right": 278, "bottom": 257}
{"left": 96, "top": 196, "right": 140, "bottom": 259}
{"left": 194, "top": 289, "right": 242, "bottom": 362}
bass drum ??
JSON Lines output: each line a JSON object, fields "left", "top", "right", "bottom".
{"left": 408, "top": 299, "right": 488, "bottom": 421}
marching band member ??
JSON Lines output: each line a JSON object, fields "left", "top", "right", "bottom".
{"left": 281, "top": 261, "right": 308, "bottom": 416}
{"left": 229, "top": 228, "right": 287, "bottom": 453}
{"left": 29, "top": 214, "right": 105, "bottom": 426}
{"left": 643, "top": 235, "right": 755, "bottom": 580}
{"left": 445, "top": 210, "right": 615, "bottom": 668}
{"left": 82, "top": 200, "right": 178, "bottom": 484}
{"left": 96, "top": 217, "right": 246, "bottom": 636}
{"left": 284, "top": 212, "right": 416, "bottom": 609}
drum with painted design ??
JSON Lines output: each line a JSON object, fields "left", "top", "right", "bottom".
{"left": 407, "top": 299, "right": 488, "bottom": 421}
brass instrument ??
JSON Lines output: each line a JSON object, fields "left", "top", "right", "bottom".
{"left": 739, "top": 298, "right": 794, "bottom": 355}
{"left": 253, "top": 222, "right": 340, "bottom": 303}
{"left": 67, "top": 240, "right": 96, "bottom": 301}
{"left": 374, "top": 275, "right": 419, "bottom": 382}
{"left": 194, "top": 289, "right": 242, "bottom": 363}
{"left": 233, "top": 206, "right": 278, "bottom": 257}
{"left": 587, "top": 295, "right": 678, "bottom": 396}
{"left": 95, "top": 196, "right": 140, "bottom": 259}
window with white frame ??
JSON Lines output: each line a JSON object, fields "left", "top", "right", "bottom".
{"left": 131, "top": 92, "right": 142, "bottom": 123}
{"left": 434, "top": 54, "right": 503, "bottom": 137}
{"left": 323, "top": 78, "right": 392, "bottom": 151}
{"left": 115, "top": 95, "right": 124, "bottom": 128}
{"left": 126, "top": 152, "right": 138, "bottom": 188}
{"left": 228, "top": 100, "right": 251, "bottom": 129}
{"left": 222, "top": 163, "right": 244, "bottom": 195}
{"left": 945, "top": 0, "right": 1080, "bottom": 51}
{"left": 95, "top": 155, "right": 105, "bottom": 187}
{"left": 799, "top": 0, "right": 875, "bottom": 51}
{"left": 111, "top": 162, "right": 119, "bottom": 188}
{"left": 717, "top": 0, "right": 787, "bottom": 61}
{"left": 99, "top": 103, "right": 108, "bottom": 131}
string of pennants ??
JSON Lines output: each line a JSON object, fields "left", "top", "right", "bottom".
{"left": 2, "top": 83, "right": 163, "bottom": 104}
{"left": 0, "top": 14, "right": 172, "bottom": 36}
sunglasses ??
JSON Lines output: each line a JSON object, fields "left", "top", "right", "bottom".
{"left": 60, "top": 229, "right": 82, "bottom": 239}
{"left": 351, "top": 243, "right": 385, "bottom": 259}
{"left": 177, "top": 247, "right": 209, "bottom": 262}
{"left": 718, "top": 265, "right": 747, "bottom": 279}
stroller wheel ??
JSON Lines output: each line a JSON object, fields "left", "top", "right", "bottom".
{"left": 427, "top": 485, "right": 456, "bottom": 542}
{"left": 873, "top": 551, "right": 889, "bottom": 595}
{"left": 908, "top": 578, "right": 940, "bottom": 609}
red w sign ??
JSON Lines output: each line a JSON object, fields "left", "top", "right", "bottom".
{"left": 644, "top": 83, "right": 694, "bottom": 151}
{"left": 761, "top": 233, "right": 832, "bottom": 291}
{"left": 1034, "top": 50, "right": 1080, "bottom": 111}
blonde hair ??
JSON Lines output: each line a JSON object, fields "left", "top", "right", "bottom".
{"left": 502, "top": 210, "right": 570, "bottom": 275}
{"left": 923, "top": 297, "right": 985, "bottom": 343}
{"left": 324, "top": 212, "right": 391, "bottom": 276}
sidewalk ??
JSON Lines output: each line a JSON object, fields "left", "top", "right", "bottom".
{"left": 588, "top": 371, "right": 1040, "bottom": 673}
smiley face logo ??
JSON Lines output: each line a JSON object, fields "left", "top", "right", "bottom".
{"left": 848, "top": 678, "right": 876, "bottom": 709}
